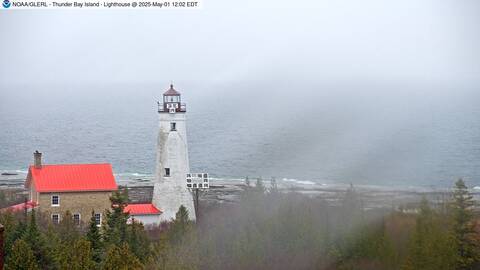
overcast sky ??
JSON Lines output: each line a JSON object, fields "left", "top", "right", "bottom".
{"left": 0, "top": 0, "right": 479, "bottom": 90}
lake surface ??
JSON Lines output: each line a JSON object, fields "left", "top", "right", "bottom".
{"left": 1, "top": 82, "right": 479, "bottom": 189}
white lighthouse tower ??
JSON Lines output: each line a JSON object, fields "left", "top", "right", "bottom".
{"left": 152, "top": 84, "right": 196, "bottom": 221}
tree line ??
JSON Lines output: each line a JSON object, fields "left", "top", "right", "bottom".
{"left": 1, "top": 178, "right": 479, "bottom": 269}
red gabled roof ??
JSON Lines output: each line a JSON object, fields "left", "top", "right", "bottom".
{"left": 2, "top": 201, "right": 38, "bottom": 212}
{"left": 124, "top": 203, "right": 162, "bottom": 215}
{"left": 27, "top": 163, "right": 118, "bottom": 192}
{"left": 163, "top": 84, "right": 181, "bottom": 96}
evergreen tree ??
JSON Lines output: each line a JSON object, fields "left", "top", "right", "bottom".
{"left": 104, "top": 190, "right": 130, "bottom": 246}
{"left": 452, "top": 178, "right": 479, "bottom": 269}
{"left": 168, "top": 205, "right": 192, "bottom": 244}
{"left": 5, "top": 239, "right": 39, "bottom": 270}
{"left": 23, "top": 208, "right": 41, "bottom": 246}
{"left": 3, "top": 215, "right": 26, "bottom": 262}
{"left": 102, "top": 244, "right": 143, "bottom": 270}
{"left": 403, "top": 198, "right": 456, "bottom": 270}
{"left": 71, "top": 238, "right": 96, "bottom": 270}
{"left": 87, "top": 210, "right": 103, "bottom": 263}
{"left": 23, "top": 209, "right": 52, "bottom": 269}
{"left": 58, "top": 210, "right": 80, "bottom": 243}
{"left": 127, "top": 220, "right": 151, "bottom": 263}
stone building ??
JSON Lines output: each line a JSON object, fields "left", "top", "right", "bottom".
{"left": 11, "top": 151, "right": 162, "bottom": 226}
{"left": 23, "top": 151, "right": 118, "bottom": 225}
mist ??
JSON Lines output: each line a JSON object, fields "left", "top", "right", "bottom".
{"left": 1, "top": 0, "right": 480, "bottom": 187}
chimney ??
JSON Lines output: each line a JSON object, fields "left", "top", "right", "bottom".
{"left": 34, "top": 150, "right": 42, "bottom": 169}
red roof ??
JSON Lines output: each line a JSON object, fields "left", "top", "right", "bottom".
{"left": 2, "top": 201, "right": 38, "bottom": 212}
{"left": 124, "top": 203, "right": 162, "bottom": 215}
{"left": 163, "top": 84, "right": 181, "bottom": 96}
{"left": 27, "top": 163, "right": 118, "bottom": 192}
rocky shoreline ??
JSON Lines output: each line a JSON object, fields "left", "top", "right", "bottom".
{"left": 126, "top": 179, "right": 479, "bottom": 211}
{"left": 2, "top": 172, "right": 478, "bottom": 211}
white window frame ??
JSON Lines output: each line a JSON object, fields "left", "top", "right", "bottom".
{"left": 51, "top": 214, "right": 60, "bottom": 224}
{"left": 73, "top": 213, "right": 81, "bottom": 225}
{"left": 94, "top": 213, "right": 102, "bottom": 227}
{"left": 51, "top": 195, "right": 60, "bottom": 206}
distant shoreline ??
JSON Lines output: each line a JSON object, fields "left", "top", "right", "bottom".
{"left": 2, "top": 170, "right": 478, "bottom": 210}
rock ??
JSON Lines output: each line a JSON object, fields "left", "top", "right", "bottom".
{"left": 1, "top": 172, "right": 18, "bottom": 176}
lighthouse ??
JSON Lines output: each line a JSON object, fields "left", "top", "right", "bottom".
{"left": 152, "top": 84, "right": 196, "bottom": 221}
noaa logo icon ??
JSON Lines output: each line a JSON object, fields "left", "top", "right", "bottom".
{"left": 2, "top": 0, "right": 11, "bottom": 8}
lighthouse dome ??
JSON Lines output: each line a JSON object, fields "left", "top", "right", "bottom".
{"left": 164, "top": 84, "right": 181, "bottom": 96}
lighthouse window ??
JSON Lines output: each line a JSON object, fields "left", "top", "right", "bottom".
{"left": 170, "top": 122, "right": 177, "bottom": 131}
{"left": 165, "top": 168, "right": 170, "bottom": 177}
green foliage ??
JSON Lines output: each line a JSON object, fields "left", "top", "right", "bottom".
{"left": 452, "top": 178, "right": 479, "bottom": 269}
{"left": 1, "top": 212, "right": 26, "bottom": 259}
{"left": 23, "top": 209, "right": 53, "bottom": 269}
{"left": 103, "top": 189, "right": 130, "bottom": 246}
{"left": 56, "top": 238, "right": 96, "bottom": 270}
{"left": 168, "top": 205, "right": 193, "bottom": 245}
{"left": 102, "top": 244, "right": 143, "bottom": 270}
{"left": 403, "top": 198, "right": 457, "bottom": 270}
{"left": 2, "top": 178, "right": 480, "bottom": 270}
{"left": 127, "top": 220, "right": 151, "bottom": 263}
{"left": 72, "top": 239, "right": 97, "bottom": 269}
{"left": 87, "top": 210, "right": 103, "bottom": 263}
{"left": 5, "top": 239, "right": 39, "bottom": 270}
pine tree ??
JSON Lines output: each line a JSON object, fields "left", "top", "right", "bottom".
{"left": 23, "top": 208, "right": 41, "bottom": 246}
{"left": 127, "top": 220, "right": 151, "bottom": 263}
{"left": 23, "top": 209, "right": 52, "bottom": 269}
{"left": 5, "top": 239, "right": 39, "bottom": 270}
{"left": 452, "top": 178, "right": 479, "bottom": 269}
{"left": 102, "top": 244, "right": 143, "bottom": 270}
{"left": 403, "top": 198, "right": 457, "bottom": 270}
{"left": 168, "top": 205, "right": 192, "bottom": 244}
{"left": 104, "top": 190, "right": 130, "bottom": 246}
{"left": 86, "top": 210, "right": 103, "bottom": 263}
{"left": 3, "top": 217, "right": 26, "bottom": 262}
{"left": 71, "top": 238, "right": 96, "bottom": 270}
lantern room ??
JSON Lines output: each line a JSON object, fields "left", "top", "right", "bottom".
{"left": 158, "top": 84, "right": 186, "bottom": 113}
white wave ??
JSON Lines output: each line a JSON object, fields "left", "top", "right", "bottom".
{"left": 209, "top": 177, "right": 247, "bottom": 182}
{"left": 282, "top": 178, "right": 315, "bottom": 185}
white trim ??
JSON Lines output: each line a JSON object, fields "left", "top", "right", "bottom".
{"left": 51, "top": 213, "right": 60, "bottom": 224}
{"left": 51, "top": 194, "right": 60, "bottom": 207}
{"left": 94, "top": 213, "right": 102, "bottom": 227}
{"left": 73, "top": 213, "right": 81, "bottom": 225}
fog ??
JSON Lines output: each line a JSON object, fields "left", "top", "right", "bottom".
{"left": 1, "top": 0, "right": 479, "bottom": 92}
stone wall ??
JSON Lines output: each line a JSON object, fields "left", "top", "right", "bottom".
{"left": 38, "top": 191, "right": 113, "bottom": 225}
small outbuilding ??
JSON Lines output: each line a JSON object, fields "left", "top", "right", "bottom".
{"left": 124, "top": 203, "right": 162, "bottom": 225}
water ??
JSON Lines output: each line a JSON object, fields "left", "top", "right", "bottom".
{"left": 1, "top": 82, "right": 479, "bottom": 189}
